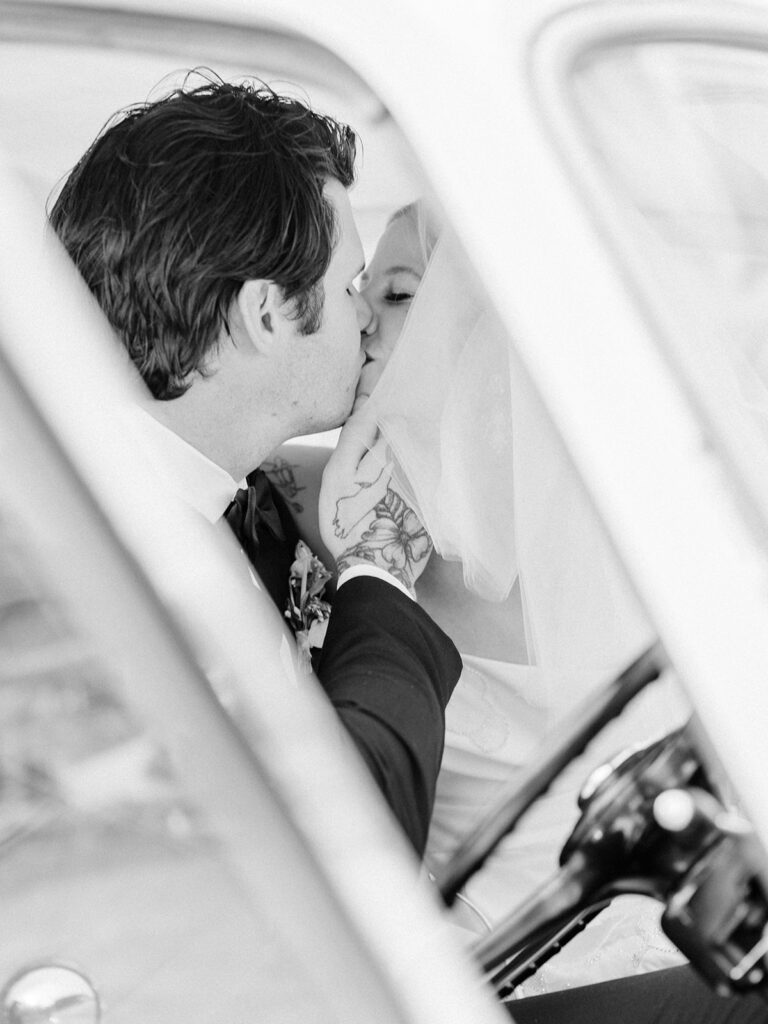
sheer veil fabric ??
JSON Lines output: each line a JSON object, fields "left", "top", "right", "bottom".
{"left": 366, "top": 207, "right": 518, "bottom": 604}
{"left": 366, "top": 200, "right": 655, "bottom": 675}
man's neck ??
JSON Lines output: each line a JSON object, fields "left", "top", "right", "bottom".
{"left": 148, "top": 382, "right": 284, "bottom": 481}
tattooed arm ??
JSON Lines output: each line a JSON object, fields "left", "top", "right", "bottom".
{"left": 333, "top": 483, "right": 432, "bottom": 593}
{"left": 262, "top": 443, "right": 336, "bottom": 569}
{"left": 316, "top": 415, "right": 454, "bottom": 854}
{"left": 319, "top": 415, "right": 433, "bottom": 595}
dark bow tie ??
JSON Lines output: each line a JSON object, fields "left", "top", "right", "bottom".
{"left": 224, "top": 469, "right": 285, "bottom": 549}
{"left": 224, "top": 467, "right": 299, "bottom": 614}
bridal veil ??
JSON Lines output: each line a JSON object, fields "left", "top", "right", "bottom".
{"left": 366, "top": 199, "right": 655, "bottom": 675}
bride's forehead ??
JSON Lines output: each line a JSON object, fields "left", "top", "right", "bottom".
{"left": 370, "top": 214, "right": 426, "bottom": 274}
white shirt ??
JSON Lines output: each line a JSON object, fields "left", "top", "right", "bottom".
{"left": 133, "top": 409, "right": 412, "bottom": 598}
{"left": 134, "top": 408, "right": 240, "bottom": 524}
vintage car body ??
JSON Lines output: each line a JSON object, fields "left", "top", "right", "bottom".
{"left": 1, "top": 0, "right": 768, "bottom": 1020}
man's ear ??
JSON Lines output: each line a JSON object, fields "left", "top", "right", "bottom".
{"left": 236, "top": 280, "right": 285, "bottom": 354}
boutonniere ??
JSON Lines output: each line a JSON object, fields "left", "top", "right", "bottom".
{"left": 285, "top": 540, "right": 332, "bottom": 673}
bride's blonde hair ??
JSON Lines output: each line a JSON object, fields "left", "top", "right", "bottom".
{"left": 387, "top": 199, "right": 442, "bottom": 270}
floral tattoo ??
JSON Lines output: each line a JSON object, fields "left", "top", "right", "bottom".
{"left": 335, "top": 487, "right": 432, "bottom": 591}
{"left": 262, "top": 457, "right": 305, "bottom": 514}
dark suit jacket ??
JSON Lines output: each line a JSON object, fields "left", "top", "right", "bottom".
{"left": 238, "top": 472, "right": 462, "bottom": 856}
{"left": 317, "top": 575, "right": 462, "bottom": 856}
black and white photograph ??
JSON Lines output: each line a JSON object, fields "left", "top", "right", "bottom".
{"left": 1, "top": 2, "right": 768, "bottom": 1021}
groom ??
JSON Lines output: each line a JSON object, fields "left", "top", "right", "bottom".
{"left": 49, "top": 78, "right": 460, "bottom": 857}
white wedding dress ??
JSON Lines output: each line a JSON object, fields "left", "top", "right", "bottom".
{"left": 426, "top": 652, "right": 689, "bottom": 996}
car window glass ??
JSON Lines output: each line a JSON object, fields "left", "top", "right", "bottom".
{"left": 0, "top": 498, "right": 344, "bottom": 1022}
{"left": 0, "top": 25, "right": 420, "bottom": 255}
{"left": 571, "top": 40, "right": 768, "bottom": 527}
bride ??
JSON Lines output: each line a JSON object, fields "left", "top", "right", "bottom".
{"left": 274, "top": 198, "right": 691, "bottom": 994}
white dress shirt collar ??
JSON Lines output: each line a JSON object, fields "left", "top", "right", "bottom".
{"left": 131, "top": 408, "right": 413, "bottom": 600}
{"left": 134, "top": 408, "right": 241, "bottom": 523}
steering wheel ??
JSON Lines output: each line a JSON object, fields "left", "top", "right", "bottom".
{"left": 435, "top": 644, "right": 768, "bottom": 1001}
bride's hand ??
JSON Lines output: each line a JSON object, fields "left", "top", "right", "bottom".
{"left": 319, "top": 411, "right": 433, "bottom": 594}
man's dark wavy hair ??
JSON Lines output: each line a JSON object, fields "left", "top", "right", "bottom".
{"left": 49, "top": 76, "right": 357, "bottom": 399}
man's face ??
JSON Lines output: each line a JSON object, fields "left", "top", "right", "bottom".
{"left": 285, "top": 179, "right": 372, "bottom": 432}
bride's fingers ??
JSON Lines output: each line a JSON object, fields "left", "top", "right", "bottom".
{"left": 319, "top": 411, "right": 391, "bottom": 548}
{"left": 332, "top": 408, "right": 380, "bottom": 473}
{"left": 351, "top": 391, "right": 370, "bottom": 414}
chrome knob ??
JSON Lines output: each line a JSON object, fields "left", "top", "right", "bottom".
{"left": 1, "top": 963, "right": 100, "bottom": 1024}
